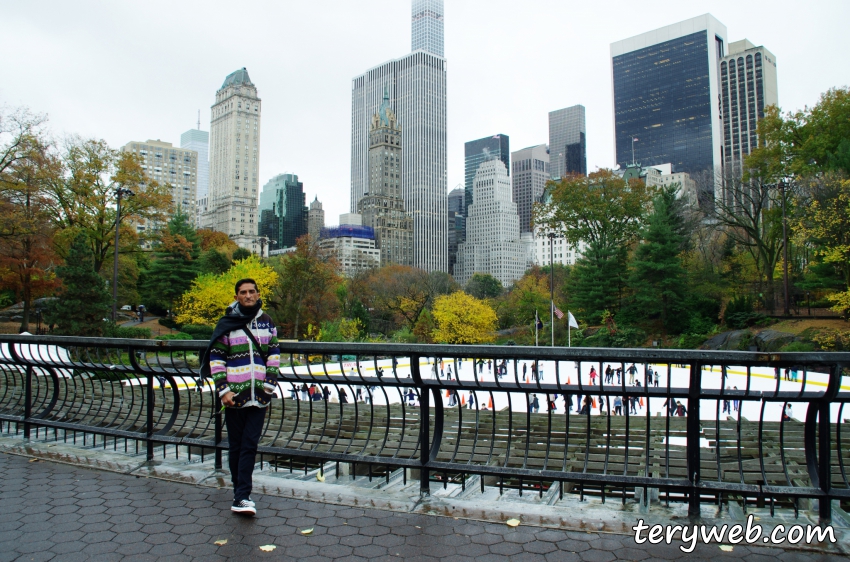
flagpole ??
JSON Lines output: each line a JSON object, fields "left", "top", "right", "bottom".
{"left": 535, "top": 309, "right": 539, "bottom": 346}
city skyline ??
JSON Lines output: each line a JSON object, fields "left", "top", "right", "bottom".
{"left": 1, "top": 1, "right": 847, "bottom": 228}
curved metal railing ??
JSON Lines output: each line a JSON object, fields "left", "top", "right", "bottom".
{"left": 1, "top": 335, "right": 848, "bottom": 520}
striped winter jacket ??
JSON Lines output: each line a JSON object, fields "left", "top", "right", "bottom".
{"left": 209, "top": 310, "right": 281, "bottom": 408}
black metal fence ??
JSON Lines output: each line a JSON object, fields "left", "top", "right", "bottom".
{"left": 1, "top": 334, "right": 848, "bottom": 522}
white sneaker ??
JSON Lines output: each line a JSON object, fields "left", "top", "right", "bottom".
{"left": 231, "top": 499, "right": 256, "bottom": 515}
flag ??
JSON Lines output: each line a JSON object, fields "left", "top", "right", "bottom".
{"left": 554, "top": 306, "right": 564, "bottom": 320}
{"left": 536, "top": 317, "right": 544, "bottom": 330}
{"left": 633, "top": 137, "right": 639, "bottom": 142}
{"left": 567, "top": 311, "right": 579, "bottom": 329}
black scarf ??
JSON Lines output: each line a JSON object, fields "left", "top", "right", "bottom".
{"left": 198, "top": 299, "right": 263, "bottom": 381}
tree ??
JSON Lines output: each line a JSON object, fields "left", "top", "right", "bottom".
{"left": 794, "top": 176, "right": 850, "bottom": 316}
{"left": 535, "top": 170, "right": 653, "bottom": 323}
{"left": 232, "top": 247, "right": 253, "bottom": 261}
{"left": 269, "top": 235, "right": 341, "bottom": 339}
{"left": 626, "top": 185, "right": 689, "bottom": 334}
{"left": 0, "top": 107, "right": 60, "bottom": 331}
{"left": 198, "top": 247, "right": 232, "bottom": 275}
{"left": 710, "top": 164, "right": 788, "bottom": 313}
{"left": 45, "top": 235, "right": 111, "bottom": 336}
{"left": 465, "top": 273, "right": 504, "bottom": 299}
{"left": 500, "top": 268, "right": 550, "bottom": 329}
{"left": 569, "top": 241, "right": 628, "bottom": 324}
{"left": 755, "top": 87, "right": 850, "bottom": 178}
{"left": 43, "top": 138, "right": 172, "bottom": 273}
{"left": 139, "top": 205, "right": 200, "bottom": 315}
{"left": 197, "top": 228, "right": 238, "bottom": 252}
{"left": 175, "top": 255, "right": 278, "bottom": 327}
{"left": 431, "top": 292, "right": 497, "bottom": 344}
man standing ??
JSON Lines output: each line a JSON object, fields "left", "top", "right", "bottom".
{"left": 205, "top": 279, "right": 280, "bottom": 516}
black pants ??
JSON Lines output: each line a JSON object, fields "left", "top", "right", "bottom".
{"left": 225, "top": 406, "right": 266, "bottom": 502}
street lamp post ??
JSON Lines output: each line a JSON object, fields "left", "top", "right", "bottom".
{"left": 257, "top": 236, "right": 276, "bottom": 259}
{"left": 780, "top": 180, "right": 790, "bottom": 316}
{"left": 111, "top": 187, "right": 134, "bottom": 322}
{"left": 548, "top": 232, "right": 555, "bottom": 347}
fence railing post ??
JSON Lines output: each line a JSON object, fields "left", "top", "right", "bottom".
{"left": 146, "top": 370, "right": 154, "bottom": 461}
{"left": 24, "top": 365, "right": 32, "bottom": 440}
{"left": 411, "top": 353, "right": 430, "bottom": 497}
{"left": 816, "top": 364, "right": 841, "bottom": 523}
{"left": 687, "top": 360, "right": 702, "bottom": 518}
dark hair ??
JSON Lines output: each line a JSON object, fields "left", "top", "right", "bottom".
{"left": 235, "top": 278, "right": 259, "bottom": 294}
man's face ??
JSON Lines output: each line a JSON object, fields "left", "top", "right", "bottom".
{"left": 235, "top": 283, "right": 259, "bottom": 308}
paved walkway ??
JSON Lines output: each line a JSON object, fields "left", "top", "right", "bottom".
{"left": 0, "top": 453, "right": 842, "bottom": 562}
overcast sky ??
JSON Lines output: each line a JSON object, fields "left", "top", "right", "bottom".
{"left": 2, "top": 1, "right": 848, "bottom": 224}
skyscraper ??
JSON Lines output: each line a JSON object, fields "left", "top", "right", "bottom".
{"left": 548, "top": 106, "right": 586, "bottom": 180}
{"left": 720, "top": 40, "right": 778, "bottom": 172}
{"left": 180, "top": 128, "right": 209, "bottom": 200}
{"left": 308, "top": 196, "right": 325, "bottom": 242}
{"left": 357, "top": 88, "right": 414, "bottom": 266}
{"left": 121, "top": 139, "right": 198, "bottom": 240}
{"left": 511, "top": 144, "right": 550, "bottom": 233}
{"left": 258, "top": 173, "right": 307, "bottom": 251}
{"left": 411, "top": 0, "right": 444, "bottom": 57}
{"left": 611, "top": 14, "right": 727, "bottom": 201}
{"left": 351, "top": 0, "right": 447, "bottom": 272}
{"left": 447, "top": 185, "right": 465, "bottom": 276}
{"left": 454, "top": 160, "right": 529, "bottom": 288}
{"left": 206, "top": 67, "right": 262, "bottom": 251}
{"left": 464, "top": 134, "right": 510, "bottom": 215}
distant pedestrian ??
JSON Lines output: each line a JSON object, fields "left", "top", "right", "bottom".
{"left": 467, "top": 393, "right": 475, "bottom": 410}
{"left": 407, "top": 389, "right": 416, "bottom": 406}
{"left": 675, "top": 401, "right": 687, "bottom": 417}
{"left": 339, "top": 387, "right": 348, "bottom": 404}
{"left": 614, "top": 396, "right": 623, "bottom": 415}
{"left": 627, "top": 363, "right": 637, "bottom": 385}
{"left": 616, "top": 368, "right": 622, "bottom": 385}
{"left": 654, "top": 370, "right": 660, "bottom": 387}
{"left": 530, "top": 394, "right": 539, "bottom": 413}
{"left": 604, "top": 365, "right": 613, "bottom": 384}
{"left": 589, "top": 366, "right": 598, "bottom": 385}
{"left": 300, "top": 383, "right": 308, "bottom": 401}
{"left": 782, "top": 403, "right": 793, "bottom": 421}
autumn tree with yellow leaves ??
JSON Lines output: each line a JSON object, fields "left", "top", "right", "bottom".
{"left": 175, "top": 256, "right": 278, "bottom": 326}
{"left": 431, "top": 291, "right": 497, "bottom": 344}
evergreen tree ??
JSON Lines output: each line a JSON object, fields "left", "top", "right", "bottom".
{"left": 627, "top": 185, "right": 689, "bottom": 334}
{"left": 46, "top": 235, "right": 111, "bottom": 336}
{"left": 569, "top": 238, "right": 627, "bottom": 325}
{"left": 139, "top": 206, "right": 200, "bottom": 315}
{"left": 465, "top": 273, "right": 504, "bottom": 299}
{"left": 198, "top": 247, "right": 232, "bottom": 275}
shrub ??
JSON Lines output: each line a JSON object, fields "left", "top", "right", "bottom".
{"left": 154, "top": 332, "right": 193, "bottom": 341}
{"left": 158, "top": 317, "right": 179, "bottom": 330}
{"left": 181, "top": 324, "right": 214, "bottom": 340}
{"left": 677, "top": 333, "right": 707, "bottom": 349}
{"left": 103, "top": 322, "right": 152, "bottom": 339}
{"left": 811, "top": 330, "right": 850, "bottom": 351}
{"left": 779, "top": 341, "right": 816, "bottom": 352}
{"left": 390, "top": 327, "right": 417, "bottom": 343}
{"left": 726, "top": 312, "right": 769, "bottom": 330}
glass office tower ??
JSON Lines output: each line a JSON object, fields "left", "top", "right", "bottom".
{"left": 463, "top": 134, "right": 510, "bottom": 215}
{"left": 611, "top": 14, "right": 727, "bottom": 201}
{"left": 548, "top": 106, "right": 585, "bottom": 180}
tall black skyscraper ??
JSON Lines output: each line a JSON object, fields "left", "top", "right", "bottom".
{"left": 611, "top": 14, "right": 727, "bottom": 196}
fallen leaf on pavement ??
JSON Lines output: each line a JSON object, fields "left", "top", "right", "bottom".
{"left": 29, "top": 458, "right": 38, "bottom": 463}
{"left": 214, "top": 539, "right": 227, "bottom": 546}
{"left": 506, "top": 519, "right": 521, "bottom": 527}
{"left": 301, "top": 528, "right": 313, "bottom": 535}
{"left": 316, "top": 473, "right": 325, "bottom": 482}
{"left": 719, "top": 545, "right": 733, "bottom": 552}
{"left": 259, "top": 545, "right": 277, "bottom": 552}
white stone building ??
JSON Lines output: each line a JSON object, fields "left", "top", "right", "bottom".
{"left": 455, "top": 160, "right": 530, "bottom": 287}
{"left": 205, "top": 67, "right": 262, "bottom": 253}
